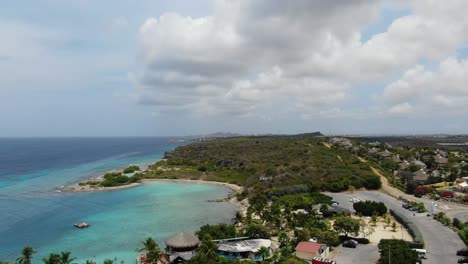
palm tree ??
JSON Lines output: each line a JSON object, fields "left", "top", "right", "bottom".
{"left": 103, "top": 260, "right": 113, "bottom": 264}
{"left": 232, "top": 211, "right": 243, "bottom": 225}
{"left": 84, "top": 260, "right": 93, "bottom": 264}
{"left": 257, "top": 246, "right": 270, "bottom": 261}
{"left": 43, "top": 253, "right": 60, "bottom": 264}
{"left": 16, "top": 246, "right": 36, "bottom": 264}
{"left": 138, "top": 237, "right": 157, "bottom": 253}
{"left": 138, "top": 237, "right": 161, "bottom": 264}
{"left": 59, "top": 251, "right": 76, "bottom": 264}
{"left": 196, "top": 237, "right": 219, "bottom": 261}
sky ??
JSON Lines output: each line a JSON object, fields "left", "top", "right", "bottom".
{"left": 1, "top": 0, "right": 468, "bottom": 137}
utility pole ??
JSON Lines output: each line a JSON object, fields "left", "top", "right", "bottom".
{"left": 389, "top": 244, "right": 391, "bottom": 264}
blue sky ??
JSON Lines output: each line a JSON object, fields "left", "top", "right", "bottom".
{"left": 1, "top": 1, "right": 468, "bottom": 136}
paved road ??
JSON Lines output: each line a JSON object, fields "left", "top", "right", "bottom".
{"left": 326, "top": 191, "right": 466, "bottom": 264}
{"left": 331, "top": 244, "right": 379, "bottom": 264}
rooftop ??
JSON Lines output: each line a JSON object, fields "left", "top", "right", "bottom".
{"left": 216, "top": 239, "right": 271, "bottom": 253}
{"left": 295, "top": 241, "right": 324, "bottom": 254}
{"left": 165, "top": 232, "right": 200, "bottom": 249}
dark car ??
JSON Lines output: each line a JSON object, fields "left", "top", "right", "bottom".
{"left": 458, "top": 257, "right": 468, "bottom": 263}
{"left": 343, "top": 240, "right": 358, "bottom": 248}
{"left": 458, "top": 249, "right": 468, "bottom": 256}
{"left": 402, "top": 203, "right": 411, "bottom": 209}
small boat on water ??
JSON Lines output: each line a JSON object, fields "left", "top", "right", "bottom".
{"left": 74, "top": 222, "right": 90, "bottom": 228}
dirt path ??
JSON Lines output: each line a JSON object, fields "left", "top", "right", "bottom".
{"left": 356, "top": 156, "right": 408, "bottom": 200}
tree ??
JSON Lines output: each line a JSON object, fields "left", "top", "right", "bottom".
{"left": 59, "top": 251, "right": 76, "bottom": 264}
{"left": 391, "top": 222, "right": 397, "bottom": 232}
{"left": 371, "top": 214, "right": 378, "bottom": 227}
{"left": 196, "top": 224, "right": 237, "bottom": 240}
{"left": 295, "top": 228, "right": 310, "bottom": 243}
{"left": 244, "top": 224, "right": 270, "bottom": 239}
{"left": 278, "top": 231, "right": 289, "bottom": 247}
{"left": 333, "top": 216, "right": 360, "bottom": 237}
{"left": 138, "top": 237, "right": 161, "bottom": 264}
{"left": 17, "top": 247, "right": 36, "bottom": 264}
{"left": 385, "top": 217, "right": 391, "bottom": 229}
{"left": 378, "top": 239, "right": 419, "bottom": 264}
{"left": 197, "top": 236, "right": 219, "bottom": 261}
{"left": 353, "top": 201, "right": 387, "bottom": 216}
{"left": 103, "top": 260, "right": 113, "bottom": 264}
{"left": 233, "top": 211, "right": 243, "bottom": 225}
{"left": 42, "top": 254, "right": 60, "bottom": 264}
{"left": 271, "top": 252, "right": 281, "bottom": 264}
{"left": 320, "top": 204, "right": 329, "bottom": 216}
{"left": 257, "top": 246, "right": 270, "bottom": 261}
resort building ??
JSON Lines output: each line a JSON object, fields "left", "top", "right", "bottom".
{"left": 164, "top": 232, "right": 200, "bottom": 264}
{"left": 214, "top": 237, "right": 272, "bottom": 261}
{"left": 295, "top": 241, "right": 329, "bottom": 262}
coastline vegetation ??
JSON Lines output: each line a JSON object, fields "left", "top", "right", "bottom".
{"left": 76, "top": 135, "right": 382, "bottom": 197}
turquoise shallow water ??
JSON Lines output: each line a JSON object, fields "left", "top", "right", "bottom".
{"left": 1, "top": 181, "right": 237, "bottom": 263}
{"left": 0, "top": 138, "right": 237, "bottom": 263}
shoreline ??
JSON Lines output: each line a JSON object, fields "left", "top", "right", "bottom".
{"left": 62, "top": 176, "right": 248, "bottom": 212}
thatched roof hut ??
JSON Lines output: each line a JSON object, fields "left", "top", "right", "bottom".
{"left": 165, "top": 232, "right": 200, "bottom": 251}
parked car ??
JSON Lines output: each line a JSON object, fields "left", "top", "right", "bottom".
{"left": 458, "top": 257, "right": 468, "bottom": 263}
{"left": 343, "top": 240, "right": 358, "bottom": 248}
{"left": 402, "top": 203, "right": 411, "bottom": 209}
{"left": 409, "top": 207, "right": 419, "bottom": 211}
{"left": 457, "top": 249, "right": 468, "bottom": 256}
{"left": 331, "top": 200, "right": 339, "bottom": 206}
{"left": 349, "top": 198, "right": 361, "bottom": 203}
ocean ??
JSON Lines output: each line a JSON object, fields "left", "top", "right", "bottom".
{"left": 0, "top": 138, "right": 237, "bottom": 263}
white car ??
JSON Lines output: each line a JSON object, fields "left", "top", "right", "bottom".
{"left": 349, "top": 198, "right": 361, "bottom": 203}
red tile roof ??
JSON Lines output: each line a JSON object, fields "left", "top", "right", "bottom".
{"left": 295, "top": 242, "right": 322, "bottom": 254}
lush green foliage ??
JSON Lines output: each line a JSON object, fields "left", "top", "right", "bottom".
{"left": 123, "top": 165, "right": 140, "bottom": 174}
{"left": 353, "top": 201, "right": 387, "bottom": 216}
{"left": 161, "top": 135, "right": 381, "bottom": 193}
{"left": 195, "top": 224, "right": 237, "bottom": 240}
{"left": 378, "top": 239, "right": 419, "bottom": 264}
{"left": 138, "top": 237, "right": 161, "bottom": 264}
{"left": 100, "top": 172, "right": 142, "bottom": 187}
{"left": 333, "top": 216, "right": 360, "bottom": 237}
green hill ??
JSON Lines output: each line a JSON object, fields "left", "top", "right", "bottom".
{"left": 146, "top": 135, "right": 380, "bottom": 193}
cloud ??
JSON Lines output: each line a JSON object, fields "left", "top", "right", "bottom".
{"left": 132, "top": 0, "right": 468, "bottom": 122}
{"left": 383, "top": 57, "right": 468, "bottom": 115}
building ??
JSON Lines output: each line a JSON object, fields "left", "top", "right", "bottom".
{"left": 435, "top": 155, "right": 448, "bottom": 164}
{"left": 214, "top": 237, "right": 271, "bottom": 261}
{"left": 413, "top": 169, "right": 429, "bottom": 183}
{"left": 295, "top": 241, "right": 329, "bottom": 261}
{"left": 165, "top": 232, "right": 200, "bottom": 263}
{"left": 379, "top": 149, "right": 392, "bottom": 158}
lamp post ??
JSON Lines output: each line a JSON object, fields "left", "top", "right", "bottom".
{"left": 388, "top": 244, "right": 391, "bottom": 264}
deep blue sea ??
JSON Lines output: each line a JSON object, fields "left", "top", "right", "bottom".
{"left": 0, "top": 138, "right": 237, "bottom": 263}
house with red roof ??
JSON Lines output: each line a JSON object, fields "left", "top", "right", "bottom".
{"left": 295, "top": 241, "right": 329, "bottom": 261}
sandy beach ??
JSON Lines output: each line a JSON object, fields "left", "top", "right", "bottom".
{"left": 62, "top": 174, "right": 248, "bottom": 211}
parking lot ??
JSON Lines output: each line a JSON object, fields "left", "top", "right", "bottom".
{"left": 325, "top": 191, "right": 466, "bottom": 264}
{"left": 330, "top": 244, "right": 379, "bottom": 264}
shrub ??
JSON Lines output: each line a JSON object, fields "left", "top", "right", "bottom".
{"left": 197, "top": 166, "right": 207, "bottom": 172}
{"left": 353, "top": 201, "right": 387, "bottom": 216}
{"left": 439, "top": 190, "right": 455, "bottom": 198}
{"left": 123, "top": 165, "right": 140, "bottom": 174}
{"left": 196, "top": 224, "right": 237, "bottom": 240}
